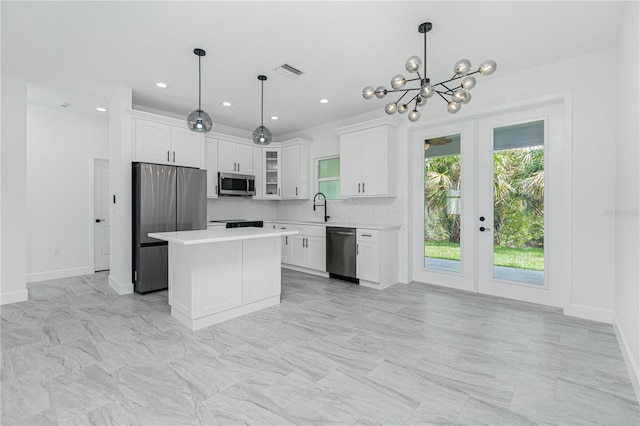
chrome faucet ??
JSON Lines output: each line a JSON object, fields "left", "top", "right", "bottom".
{"left": 313, "top": 192, "right": 330, "bottom": 222}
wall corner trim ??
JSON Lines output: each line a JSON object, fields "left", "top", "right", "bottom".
{"left": 563, "top": 303, "right": 613, "bottom": 324}
{"left": 108, "top": 275, "right": 133, "bottom": 295}
{"left": 613, "top": 312, "right": 640, "bottom": 405}
{"left": 0, "top": 289, "right": 29, "bottom": 305}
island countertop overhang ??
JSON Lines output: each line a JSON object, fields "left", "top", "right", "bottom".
{"left": 149, "top": 228, "right": 299, "bottom": 245}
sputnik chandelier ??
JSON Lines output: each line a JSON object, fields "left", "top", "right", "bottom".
{"left": 362, "top": 22, "right": 497, "bottom": 122}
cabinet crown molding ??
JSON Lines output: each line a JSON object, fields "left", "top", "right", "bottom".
{"left": 334, "top": 116, "right": 401, "bottom": 135}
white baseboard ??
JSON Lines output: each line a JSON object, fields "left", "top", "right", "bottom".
{"left": 0, "top": 289, "right": 29, "bottom": 305}
{"left": 613, "top": 313, "right": 640, "bottom": 405}
{"left": 563, "top": 303, "right": 613, "bottom": 324}
{"left": 108, "top": 274, "right": 133, "bottom": 295}
{"left": 26, "top": 266, "right": 93, "bottom": 283}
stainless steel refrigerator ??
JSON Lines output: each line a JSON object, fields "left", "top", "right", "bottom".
{"left": 132, "top": 162, "right": 207, "bottom": 293}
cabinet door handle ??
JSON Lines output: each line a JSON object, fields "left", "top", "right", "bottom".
{"left": 234, "top": 163, "right": 236, "bottom": 172}
{"left": 358, "top": 183, "right": 361, "bottom": 193}
{"left": 238, "top": 163, "right": 240, "bottom": 172}
{"left": 167, "top": 150, "right": 170, "bottom": 162}
{"left": 285, "top": 236, "right": 288, "bottom": 245}
{"left": 357, "top": 244, "right": 359, "bottom": 255}
{"left": 362, "top": 182, "right": 365, "bottom": 193}
{"left": 173, "top": 151, "right": 176, "bottom": 162}
{"left": 361, "top": 234, "right": 372, "bottom": 237}
{"left": 215, "top": 185, "right": 218, "bottom": 195}
{"left": 296, "top": 187, "right": 298, "bottom": 196}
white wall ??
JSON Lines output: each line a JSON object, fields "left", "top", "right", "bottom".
{"left": 614, "top": 1, "right": 640, "bottom": 402}
{"left": 0, "top": 74, "right": 28, "bottom": 304}
{"left": 281, "top": 46, "right": 620, "bottom": 319}
{"left": 25, "top": 103, "right": 109, "bottom": 282}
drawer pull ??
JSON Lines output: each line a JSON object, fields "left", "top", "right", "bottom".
{"left": 361, "top": 233, "right": 373, "bottom": 237}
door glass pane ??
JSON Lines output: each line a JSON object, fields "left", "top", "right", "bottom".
{"left": 492, "top": 121, "right": 544, "bottom": 285}
{"left": 424, "top": 134, "right": 462, "bottom": 273}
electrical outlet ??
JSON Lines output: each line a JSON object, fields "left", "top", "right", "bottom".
{"left": 54, "top": 247, "right": 61, "bottom": 256}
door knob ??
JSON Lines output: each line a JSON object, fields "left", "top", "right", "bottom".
{"left": 479, "top": 216, "right": 485, "bottom": 222}
{"left": 95, "top": 219, "right": 104, "bottom": 223}
{"left": 479, "top": 226, "right": 491, "bottom": 232}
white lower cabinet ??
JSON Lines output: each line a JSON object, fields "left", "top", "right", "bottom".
{"left": 281, "top": 224, "right": 327, "bottom": 275}
{"left": 356, "top": 228, "right": 398, "bottom": 289}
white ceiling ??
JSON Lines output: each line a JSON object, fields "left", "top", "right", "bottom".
{"left": 1, "top": 1, "right": 627, "bottom": 137}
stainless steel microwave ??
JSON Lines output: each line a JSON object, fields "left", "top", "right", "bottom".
{"left": 218, "top": 172, "right": 256, "bottom": 196}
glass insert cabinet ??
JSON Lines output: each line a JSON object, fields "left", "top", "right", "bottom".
{"left": 263, "top": 148, "right": 281, "bottom": 198}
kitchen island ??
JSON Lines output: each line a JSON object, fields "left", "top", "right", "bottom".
{"left": 149, "top": 227, "right": 298, "bottom": 331}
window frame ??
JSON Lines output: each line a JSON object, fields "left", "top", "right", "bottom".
{"left": 315, "top": 155, "right": 342, "bottom": 201}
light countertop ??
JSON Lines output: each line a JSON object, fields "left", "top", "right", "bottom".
{"left": 264, "top": 220, "right": 401, "bottom": 230}
{"left": 149, "top": 228, "right": 298, "bottom": 245}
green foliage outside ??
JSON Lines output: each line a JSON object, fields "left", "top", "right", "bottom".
{"left": 424, "top": 241, "right": 544, "bottom": 271}
{"left": 424, "top": 146, "right": 544, "bottom": 271}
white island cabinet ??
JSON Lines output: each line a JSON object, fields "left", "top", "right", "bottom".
{"left": 149, "top": 227, "right": 297, "bottom": 331}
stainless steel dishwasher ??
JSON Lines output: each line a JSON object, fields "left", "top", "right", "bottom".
{"left": 326, "top": 227, "right": 358, "bottom": 283}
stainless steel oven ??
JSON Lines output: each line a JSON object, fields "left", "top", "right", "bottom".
{"left": 218, "top": 172, "right": 256, "bottom": 196}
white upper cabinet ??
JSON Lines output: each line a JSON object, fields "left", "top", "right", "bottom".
{"left": 281, "top": 143, "right": 310, "bottom": 199}
{"left": 204, "top": 138, "right": 218, "bottom": 198}
{"left": 338, "top": 123, "right": 397, "bottom": 198}
{"left": 218, "top": 140, "right": 253, "bottom": 174}
{"left": 134, "top": 119, "right": 203, "bottom": 168}
{"left": 262, "top": 148, "right": 282, "bottom": 199}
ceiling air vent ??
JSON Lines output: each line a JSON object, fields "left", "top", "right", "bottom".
{"left": 275, "top": 64, "right": 303, "bottom": 79}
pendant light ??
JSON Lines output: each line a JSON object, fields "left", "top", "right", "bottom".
{"left": 252, "top": 75, "right": 272, "bottom": 145}
{"left": 186, "top": 48, "right": 213, "bottom": 133}
{"left": 363, "top": 22, "right": 496, "bottom": 122}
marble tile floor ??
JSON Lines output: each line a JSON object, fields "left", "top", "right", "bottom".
{"left": 1, "top": 270, "right": 638, "bottom": 425}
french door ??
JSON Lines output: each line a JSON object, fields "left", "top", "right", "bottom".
{"left": 412, "top": 102, "right": 566, "bottom": 307}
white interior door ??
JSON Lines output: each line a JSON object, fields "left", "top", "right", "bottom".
{"left": 477, "top": 103, "right": 565, "bottom": 307}
{"left": 94, "top": 159, "right": 110, "bottom": 272}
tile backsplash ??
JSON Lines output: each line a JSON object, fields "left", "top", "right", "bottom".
{"left": 208, "top": 196, "right": 401, "bottom": 226}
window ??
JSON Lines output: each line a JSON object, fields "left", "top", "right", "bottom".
{"left": 317, "top": 157, "right": 340, "bottom": 200}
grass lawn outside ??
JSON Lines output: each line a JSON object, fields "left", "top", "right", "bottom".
{"left": 425, "top": 241, "right": 544, "bottom": 271}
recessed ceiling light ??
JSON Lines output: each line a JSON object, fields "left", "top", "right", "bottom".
{"left": 156, "top": 82, "right": 168, "bottom": 88}
{"left": 270, "top": 116, "right": 279, "bottom": 120}
{"left": 222, "top": 101, "right": 232, "bottom": 107}
{"left": 96, "top": 107, "right": 107, "bottom": 112}
{"left": 319, "top": 99, "right": 329, "bottom": 104}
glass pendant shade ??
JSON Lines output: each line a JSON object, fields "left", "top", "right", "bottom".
{"left": 408, "top": 109, "right": 420, "bottom": 122}
{"left": 253, "top": 75, "right": 272, "bottom": 145}
{"left": 398, "top": 104, "right": 408, "bottom": 114}
{"left": 405, "top": 56, "right": 422, "bottom": 73}
{"left": 391, "top": 74, "right": 406, "bottom": 90}
{"left": 461, "top": 76, "right": 476, "bottom": 90}
{"left": 253, "top": 125, "right": 272, "bottom": 145}
{"left": 479, "top": 59, "right": 497, "bottom": 75}
{"left": 362, "top": 86, "right": 375, "bottom": 99}
{"left": 187, "top": 48, "right": 212, "bottom": 133}
{"left": 454, "top": 59, "right": 472, "bottom": 75}
{"left": 447, "top": 101, "right": 461, "bottom": 113}
{"left": 420, "top": 83, "right": 435, "bottom": 98}
{"left": 416, "top": 96, "right": 427, "bottom": 106}
{"left": 375, "top": 86, "right": 387, "bottom": 98}
{"left": 384, "top": 102, "right": 398, "bottom": 115}
{"left": 187, "top": 109, "right": 213, "bottom": 133}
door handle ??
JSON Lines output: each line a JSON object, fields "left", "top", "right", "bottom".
{"left": 285, "top": 236, "right": 288, "bottom": 245}
{"left": 167, "top": 150, "right": 170, "bottom": 162}
{"left": 479, "top": 226, "right": 491, "bottom": 232}
{"left": 238, "top": 163, "right": 240, "bottom": 172}
{"left": 362, "top": 182, "right": 365, "bottom": 193}
{"left": 358, "top": 183, "right": 361, "bottom": 193}
{"left": 173, "top": 151, "right": 176, "bottom": 162}
{"left": 357, "top": 244, "right": 359, "bottom": 255}
{"left": 95, "top": 219, "right": 106, "bottom": 223}
{"left": 296, "top": 187, "right": 298, "bottom": 196}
